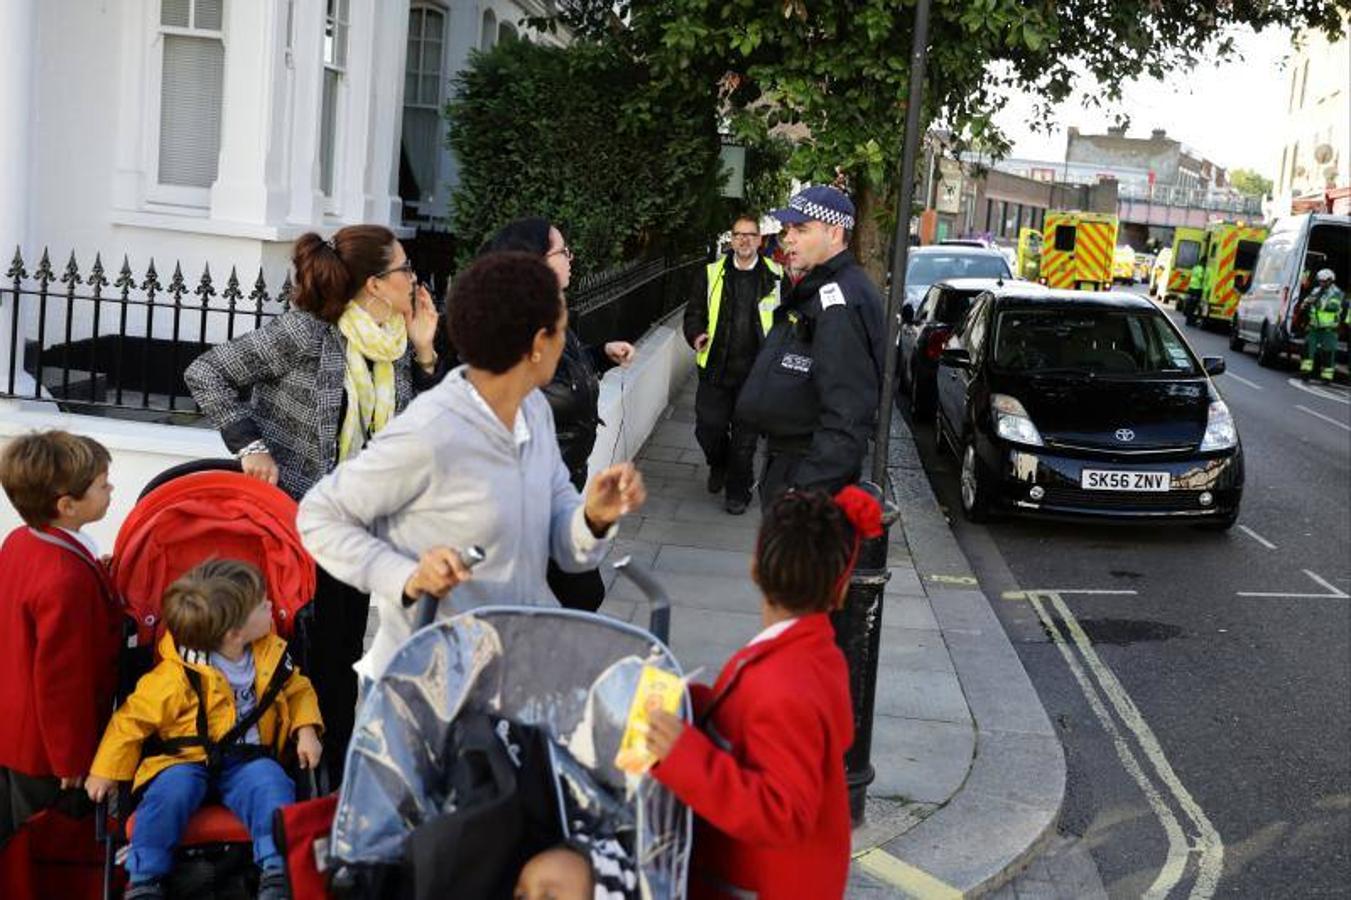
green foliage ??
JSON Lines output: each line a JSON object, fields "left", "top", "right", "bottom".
{"left": 1230, "top": 168, "right": 1274, "bottom": 199}
{"left": 551, "top": 0, "right": 1350, "bottom": 199}
{"left": 446, "top": 40, "right": 725, "bottom": 276}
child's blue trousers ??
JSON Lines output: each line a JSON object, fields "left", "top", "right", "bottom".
{"left": 126, "top": 756, "right": 295, "bottom": 882}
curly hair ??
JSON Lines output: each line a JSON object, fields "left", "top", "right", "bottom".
{"left": 447, "top": 251, "right": 563, "bottom": 373}
{"left": 754, "top": 490, "right": 855, "bottom": 613}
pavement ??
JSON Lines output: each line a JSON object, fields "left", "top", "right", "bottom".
{"left": 596, "top": 374, "right": 1067, "bottom": 898}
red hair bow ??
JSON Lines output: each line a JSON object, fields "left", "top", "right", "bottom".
{"left": 833, "top": 485, "right": 883, "bottom": 539}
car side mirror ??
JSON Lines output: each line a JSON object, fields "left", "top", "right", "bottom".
{"left": 1203, "top": 356, "right": 1226, "bottom": 376}
{"left": 900, "top": 305, "right": 915, "bottom": 325}
{"left": 940, "top": 347, "right": 971, "bottom": 369}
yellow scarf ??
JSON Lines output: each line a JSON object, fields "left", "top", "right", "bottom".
{"left": 336, "top": 301, "right": 407, "bottom": 461}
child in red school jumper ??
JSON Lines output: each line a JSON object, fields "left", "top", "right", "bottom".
{"left": 646, "top": 486, "right": 883, "bottom": 900}
{"left": 0, "top": 431, "right": 124, "bottom": 841}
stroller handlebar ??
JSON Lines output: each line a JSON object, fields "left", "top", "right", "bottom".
{"left": 612, "top": 556, "right": 671, "bottom": 644}
{"left": 407, "top": 546, "right": 488, "bottom": 629}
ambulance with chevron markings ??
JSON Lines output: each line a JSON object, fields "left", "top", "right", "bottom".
{"left": 1199, "top": 221, "right": 1267, "bottom": 327}
{"left": 1039, "top": 210, "right": 1118, "bottom": 291}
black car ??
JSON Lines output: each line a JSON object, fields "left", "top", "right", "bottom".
{"left": 899, "top": 279, "right": 1044, "bottom": 420}
{"left": 934, "top": 289, "right": 1243, "bottom": 527}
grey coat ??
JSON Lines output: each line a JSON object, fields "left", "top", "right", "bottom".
{"left": 184, "top": 309, "right": 424, "bottom": 499}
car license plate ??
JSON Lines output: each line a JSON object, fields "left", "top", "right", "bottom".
{"left": 1080, "top": 469, "right": 1170, "bottom": 492}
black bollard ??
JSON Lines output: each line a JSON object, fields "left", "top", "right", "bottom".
{"left": 831, "top": 480, "right": 899, "bottom": 825}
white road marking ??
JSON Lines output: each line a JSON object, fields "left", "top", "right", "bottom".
{"left": 1236, "top": 569, "right": 1350, "bottom": 599}
{"left": 1224, "top": 373, "right": 1264, "bottom": 391}
{"left": 1236, "top": 525, "right": 1277, "bottom": 550}
{"left": 1289, "top": 378, "right": 1351, "bottom": 405}
{"left": 1295, "top": 405, "right": 1351, "bottom": 432}
{"left": 1028, "top": 592, "right": 1220, "bottom": 898}
{"left": 1004, "top": 589, "right": 1139, "bottom": 598}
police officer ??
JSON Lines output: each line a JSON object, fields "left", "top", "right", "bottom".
{"left": 735, "top": 186, "right": 885, "bottom": 510}
{"left": 685, "top": 215, "right": 783, "bottom": 514}
{"left": 1300, "top": 268, "right": 1344, "bottom": 382}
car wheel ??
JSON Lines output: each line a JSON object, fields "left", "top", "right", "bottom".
{"left": 1257, "top": 324, "right": 1278, "bottom": 368}
{"left": 1228, "top": 316, "right": 1245, "bottom": 352}
{"left": 959, "top": 440, "right": 992, "bottom": 523}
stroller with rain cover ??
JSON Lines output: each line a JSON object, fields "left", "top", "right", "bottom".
{"left": 288, "top": 564, "right": 693, "bottom": 900}
{"left": 97, "top": 459, "right": 321, "bottom": 899}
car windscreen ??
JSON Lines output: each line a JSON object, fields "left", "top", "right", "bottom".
{"left": 992, "top": 308, "right": 1199, "bottom": 376}
{"left": 1174, "top": 240, "right": 1201, "bottom": 269}
{"left": 907, "top": 253, "right": 1009, "bottom": 284}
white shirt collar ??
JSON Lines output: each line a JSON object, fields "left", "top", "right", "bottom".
{"left": 60, "top": 527, "right": 100, "bottom": 559}
{"left": 461, "top": 371, "right": 531, "bottom": 448}
{"left": 732, "top": 254, "right": 759, "bottom": 272}
{"left": 746, "top": 617, "right": 799, "bottom": 647}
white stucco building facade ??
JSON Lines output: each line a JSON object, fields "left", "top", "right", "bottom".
{"left": 1270, "top": 15, "right": 1351, "bottom": 214}
{"left": 3, "top": 0, "right": 563, "bottom": 285}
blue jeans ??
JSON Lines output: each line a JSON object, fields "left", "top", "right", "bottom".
{"left": 126, "top": 757, "right": 295, "bottom": 882}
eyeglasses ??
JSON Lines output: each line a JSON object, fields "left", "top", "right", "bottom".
{"left": 546, "top": 245, "right": 574, "bottom": 261}
{"left": 732, "top": 232, "right": 760, "bottom": 239}
{"left": 376, "top": 261, "right": 417, "bottom": 281}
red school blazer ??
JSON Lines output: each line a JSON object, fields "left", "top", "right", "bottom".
{"left": 653, "top": 613, "right": 854, "bottom": 900}
{"left": 0, "top": 527, "right": 125, "bottom": 778}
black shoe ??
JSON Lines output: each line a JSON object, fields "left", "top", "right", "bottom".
{"left": 125, "top": 881, "right": 166, "bottom": 900}
{"left": 725, "top": 497, "right": 749, "bottom": 515}
{"left": 707, "top": 466, "right": 727, "bottom": 494}
{"left": 258, "top": 869, "right": 289, "bottom": 900}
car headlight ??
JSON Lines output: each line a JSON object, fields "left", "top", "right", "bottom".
{"left": 1199, "top": 399, "right": 1237, "bottom": 451}
{"left": 991, "top": 394, "right": 1044, "bottom": 446}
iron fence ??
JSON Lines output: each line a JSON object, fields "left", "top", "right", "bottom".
{"left": 1, "top": 246, "right": 705, "bottom": 423}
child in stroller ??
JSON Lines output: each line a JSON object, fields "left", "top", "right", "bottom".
{"left": 86, "top": 559, "right": 323, "bottom": 900}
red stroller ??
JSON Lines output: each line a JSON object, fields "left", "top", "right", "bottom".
{"left": 96, "top": 459, "right": 320, "bottom": 899}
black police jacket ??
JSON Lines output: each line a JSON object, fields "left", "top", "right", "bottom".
{"left": 734, "top": 250, "right": 885, "bottom": 492}
{"left": 542, "top": 329, "right": 615, "bottom": 489}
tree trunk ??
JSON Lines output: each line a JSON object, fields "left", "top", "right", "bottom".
{"left": 851, "top": 181, "right": 898, "bottom": 288}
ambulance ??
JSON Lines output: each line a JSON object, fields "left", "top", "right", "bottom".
{"left": 1164, "top": 226, "right": 1205, "bottom": 305}
{"left": 1039, "top": 210, "right": 1118, "bottom": 291}
{"left": 1199, "top": 222, "right": 1267, "bottom": 327}
{"left": 1016, "top": 227, "right": 1042, "bottom": 280}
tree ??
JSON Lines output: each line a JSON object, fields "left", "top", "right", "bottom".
{"left": 1230, "top": 168, "right": 1274, "bottom": 199}
{"left": 545, "top": 0, "right": 1351, "bottom": 281}
{"left": 446, "top": 40, "right": 726, "bottom": 276}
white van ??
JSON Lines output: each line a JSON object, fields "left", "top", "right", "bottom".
{"left": 1232, "top": 213, "right": 1350, "bottom": 368}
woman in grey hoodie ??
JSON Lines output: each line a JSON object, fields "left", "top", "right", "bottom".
{"left": 297, "top": 252, "right": 646, "bottom": 681}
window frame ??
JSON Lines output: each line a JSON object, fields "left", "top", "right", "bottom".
{"left": 320, "top": 0, "right": 352, "bottom": 207}
{"left": 146, "top": 0, "right": 227, "bottom": 209}
{"left": 404, "top": 4, "right": 448, "bottom": 111}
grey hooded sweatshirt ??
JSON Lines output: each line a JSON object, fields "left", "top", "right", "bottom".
{"left": 297, "top": 365, "right": 614, "bottom": 680}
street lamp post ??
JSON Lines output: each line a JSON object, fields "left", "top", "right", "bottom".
{"left": 833, "top": 0, "right": 933, "bottom": 827}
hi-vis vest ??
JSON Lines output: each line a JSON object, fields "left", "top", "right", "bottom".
{"left": 696, "top": 256, "right": 783, "bottom": 369}
{"left": 1309, "top": 285, "right": 1345, "bottom": 330}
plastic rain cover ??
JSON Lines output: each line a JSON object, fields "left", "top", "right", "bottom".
{"left": 330, "top": 607, "right": 691, "bottom": 899}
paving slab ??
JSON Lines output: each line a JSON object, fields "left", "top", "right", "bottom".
{"left": 591, "top": 374, "right": 1062, "bottom": 899}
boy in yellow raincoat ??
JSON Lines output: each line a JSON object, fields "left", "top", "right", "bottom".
{"left": 85, "top": 559, "right": 322, "bottom": 900}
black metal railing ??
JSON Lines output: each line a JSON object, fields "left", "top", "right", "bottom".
{"left": 1, "top": 246, "right": 704, "bottom": 422}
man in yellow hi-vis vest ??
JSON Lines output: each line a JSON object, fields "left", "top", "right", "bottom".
{"left": 683, "top": 215, "right": 783, "bottom": 514}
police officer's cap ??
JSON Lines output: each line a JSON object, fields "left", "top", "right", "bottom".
{"left": 771, "top": 185, "right": 856, "bottom": 231}
{"left": 1316, "top": 268, "right": 1335, "bottom": 283}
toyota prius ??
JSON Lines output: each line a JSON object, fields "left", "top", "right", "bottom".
{"left": 934, "top": 288, "right": 1243, "bottom": 527}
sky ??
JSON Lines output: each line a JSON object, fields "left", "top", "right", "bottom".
{"left": 994, "top": 26, "right": 1294, "bottom": 178}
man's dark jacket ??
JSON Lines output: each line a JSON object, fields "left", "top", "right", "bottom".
{"left": 734, "top": 250, "right": 885, "bottom": 492}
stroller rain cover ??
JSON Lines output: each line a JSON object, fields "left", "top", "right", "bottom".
{"left": 330, "top": 607, "right": 692, "bottom": 899}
